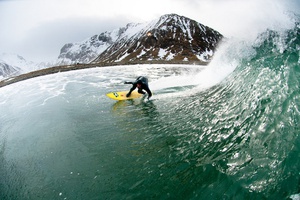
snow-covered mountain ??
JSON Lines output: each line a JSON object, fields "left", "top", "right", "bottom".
{"left": 0, "top": 61, "right": 20, "bottom": 80}
{"left": 55, "top": 24, "right": 138, "bottom": 65}
{"left": 56, "top": 33, "right": 114, "bottom": 65}
{"left": 57, "top": 14, "right": 223, "bottom": 65}
{"left": 93, "top": 14, "right": 223, "bottom": 64}
{"left": 0, "top": 53, "right": 43, "bottom": 80}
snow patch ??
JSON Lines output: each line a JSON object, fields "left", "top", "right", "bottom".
{"left": 197, "top": 49, "right": 213, "bottom": 61}
{"left": 166, "top": 52, "right": 175, "bottom": 60}
{"left": 115, "top": 53, "right": 129, "bottom": 62}
{"left": 158, "top": 48, "right": 167, "bottom": 59}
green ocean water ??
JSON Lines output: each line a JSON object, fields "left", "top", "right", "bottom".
{"left": 0, "top": 21, "right": 299, "bottom": 199}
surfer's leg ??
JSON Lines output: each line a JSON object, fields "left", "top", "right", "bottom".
{"left": 138, "top": 89, "right": 145, "bottom": 94}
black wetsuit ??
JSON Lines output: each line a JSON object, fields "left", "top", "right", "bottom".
{"left": 126, "top": 76, "right": 152, "bottom": 99}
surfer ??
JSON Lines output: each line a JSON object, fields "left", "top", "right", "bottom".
{"left": 125, "top": 76, "right": 152, "bottom": 100}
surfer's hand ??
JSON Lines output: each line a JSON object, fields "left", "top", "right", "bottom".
{"left": 126, "top": 93, "right": 130, "bottom": 97}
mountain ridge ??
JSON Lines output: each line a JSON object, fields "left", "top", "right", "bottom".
{"left": 58, "top": 13, "right": 223, "bottom": 65}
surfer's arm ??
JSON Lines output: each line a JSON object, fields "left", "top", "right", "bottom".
{"left": 124, "top": 81, "right": 133, "bottom": 84}
{"left": 126, "top": 85, "right": 136, "bottom": 97}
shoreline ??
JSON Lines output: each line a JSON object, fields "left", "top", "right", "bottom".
{"left": 0, "top": 61, "right": 208, "bottom": 88}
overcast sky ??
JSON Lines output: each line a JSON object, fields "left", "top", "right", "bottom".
{"left": 0, "top": 0, "right": 299, "bottom": 63}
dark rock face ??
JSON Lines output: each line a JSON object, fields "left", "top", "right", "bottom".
{"left": 92, "top": 14, "right": 223, "bottom": 64}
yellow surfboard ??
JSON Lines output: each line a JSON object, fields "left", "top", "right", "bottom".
{"left": 106, "top": 91, "right": 143, "bottom": 101}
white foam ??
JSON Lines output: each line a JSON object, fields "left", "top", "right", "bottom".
{"left": 290, "top": 194, "right": 300, "bottom": 200}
